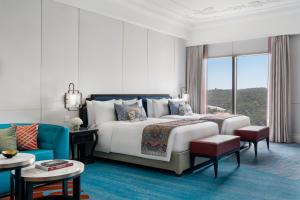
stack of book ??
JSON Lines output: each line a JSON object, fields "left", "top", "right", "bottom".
{"left": 36, "top": 160, "right": 73, "bottom": 171}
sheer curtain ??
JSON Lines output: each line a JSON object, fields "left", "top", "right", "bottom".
{"left": 268, "top": 35, "right": 291, "bottom": 143}
{"left": 186, "top": 45, "right": 208, "bottom": 114}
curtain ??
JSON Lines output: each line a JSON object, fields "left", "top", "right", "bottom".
{"left": 268, "top": 35, "right": 291, "bottom": 143}
{"left": 186, "top": 45, "right": 208, "bottom": 114}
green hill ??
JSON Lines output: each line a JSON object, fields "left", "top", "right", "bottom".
{"left": 208, "top": 87, "right": 267, "bottom": 125}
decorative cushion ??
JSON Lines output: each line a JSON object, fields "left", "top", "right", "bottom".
{"left": 168, "top": 99, "right": 184, "bottom": 115}
{"left": 16, "top": 124, "right": 39, "bottom": 150}
{"left": 0, "top": 126, "right": 17, "bottom": 152}
{"left": 115, "top": 102, "right": 137, "bottom": 121}
{"left": 93, "top": 99, "right": 122, "bottom": 125}
{"left": 127, "top": 107, "right": 147, "bottom": 122}
{"left": 152, "top": 99, "right": 170, "bottom": 117}
{"left": 178, "top": 103, "right": 193, "bottom": 116}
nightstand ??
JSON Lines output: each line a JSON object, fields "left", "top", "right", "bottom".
{"left": 69, "top": 128, "right": 98, "bottom": 164}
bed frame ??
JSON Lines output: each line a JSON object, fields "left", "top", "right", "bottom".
{"left": 79, "top": 94, "right": 207, "bottom": 175}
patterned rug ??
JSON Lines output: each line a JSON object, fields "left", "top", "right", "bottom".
{"left": 0, "top": 180, "right": 89, "bottom": 200}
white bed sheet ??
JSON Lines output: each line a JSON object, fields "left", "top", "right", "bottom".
{"left": 160, "top": 114, "right": 250, "bottom": 135}
{"left": 96, "top": 118, "right": 218, "bottom": 162}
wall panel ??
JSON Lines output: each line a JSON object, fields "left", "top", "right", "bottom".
{"left": 79, "top": 10, "right": 123, "bottom": 97}
{"left": 41, "top": 0, "right": 79, "bottom": 124}
{"left": 123, "top": 23, "right": 148, "bottom": 93}
{"left": 0, "top": 0, "right": 41, "bottom": 122}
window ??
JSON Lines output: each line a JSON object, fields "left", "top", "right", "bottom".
{"left": 236, "top": 54, "right": 268, "bottom": 125}
{"left": 207, "top": 57, "right": 233, "bottom": 114}
{"left": 207, "top": 54, "right": 269, "bottom": 125}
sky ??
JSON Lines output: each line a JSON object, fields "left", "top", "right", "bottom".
{"left": 207, "top": 54, "right": 269, "bottom": 90}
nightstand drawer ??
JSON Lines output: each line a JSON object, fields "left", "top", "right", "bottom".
{"left": 72, "top": 133, "right": 94, "bottom": 144}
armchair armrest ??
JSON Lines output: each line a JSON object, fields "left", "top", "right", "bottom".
{"left": 37, "top": 124, "right": 69, "bottom": 159}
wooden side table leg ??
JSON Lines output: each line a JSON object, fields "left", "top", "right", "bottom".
{"left": 62, "top": 180, "right": 68, "bottom": 197}
{"left": 15, "top": 168, "right": 22, "bottom": 200}
{"left": 25, "top": 182, "right": 33, "bottom": 200}
{"left": 73, "top": 176, "right": 81, "bottom": 200}
{"left": 90, "top": 132, "right": 99, "bottom": 158}
{"left": 212, "top": 157, "right": 218, "bottom": 177}
{"left": 10, "top": 172, "right": 14, "bottom": 200}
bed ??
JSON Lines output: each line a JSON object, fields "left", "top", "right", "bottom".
{"left": 79, "top": 94, "right": 219, "bottom": 175}
{"left": 160, "top": 113, "right": 251, "bottom": 135}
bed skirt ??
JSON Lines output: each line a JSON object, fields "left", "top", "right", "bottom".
{"left": 93, "top": 150, "right": 208, "bottom": 175}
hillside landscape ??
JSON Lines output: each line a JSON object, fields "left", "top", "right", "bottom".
{"left": 208, "top": 88, "right": 268, "bottom": 125}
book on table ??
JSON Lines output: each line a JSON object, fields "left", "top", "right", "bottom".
{"left": 36, "top": 160, "right": 73, "bottom": 171}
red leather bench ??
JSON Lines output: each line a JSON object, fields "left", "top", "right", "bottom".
{"left": 235, "top": 126, "right": 269, "bottom": 158}
{"left": 190, "top": 135, "right": 240, "bottom": 177}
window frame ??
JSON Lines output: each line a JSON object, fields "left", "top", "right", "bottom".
{"left": 207, "top": 52, "right": 269, "bottom": 115}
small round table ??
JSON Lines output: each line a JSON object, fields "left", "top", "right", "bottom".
{"left": 0, "top": 153, "right": 35, "bottom": 200}
{"left": 20, "top": 160, "right": 84, "bottom": 200}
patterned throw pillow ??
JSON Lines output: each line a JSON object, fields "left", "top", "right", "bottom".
{"left": 0, "top": 126, "right": 17, "bottom": 152}
{"left": 16, "top": 124, "right": 39, "bottom": 150}
{"left": 178, "top": 103, "right": 193, "bottom": 116}
{"left": 168, "top": 100, "right": 184, "bottom": 115}
{"left": 115, "top": 102, "right": 140, "bottom": 121}
{"left": 127, "top": 107, "right": 147, "bottom": 122}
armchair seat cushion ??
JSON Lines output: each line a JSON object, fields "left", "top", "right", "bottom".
{"left": 22, "top": 149, "right": 54, "bottom": 161}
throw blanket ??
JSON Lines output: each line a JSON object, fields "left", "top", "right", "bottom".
{"left": 141, "top": 120, "right": 206, "bottom": 157}
{"left": 200, "top": 114, "right": 238, "bottom": 133}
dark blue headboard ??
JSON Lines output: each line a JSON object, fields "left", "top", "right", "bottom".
{"left": 80, "top": 94, "right": 171, "bottom": 127}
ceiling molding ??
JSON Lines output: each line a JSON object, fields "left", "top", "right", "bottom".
{"left": 54, "top": 0, "right": 188, "bottom": 39}
{"left": 54, "top": 0, "right": 300, "bottom": 44}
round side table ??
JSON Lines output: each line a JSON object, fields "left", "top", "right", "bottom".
{"left": 0, "top": 153, "right": 35, "bottom": 200}
{"left": 20, "top": 160, "right": 84, "bottom": 200}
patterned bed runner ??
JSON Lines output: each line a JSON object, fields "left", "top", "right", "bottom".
{"left": 200, "top": 114, "right": 238, "bottom": 133}
{"left": 141, "top": 120, "right": 206, "bottom": 157}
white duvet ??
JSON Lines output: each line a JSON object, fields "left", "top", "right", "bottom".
{"left": 96, "top": 118, "right": 218, "bottom": 162}
{"left": 160, "top": 114, "right": 250, "bottom": 135}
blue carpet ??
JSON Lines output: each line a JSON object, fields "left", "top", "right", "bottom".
{"left": 81, "top": 143, "right": 300, "bottom": 200}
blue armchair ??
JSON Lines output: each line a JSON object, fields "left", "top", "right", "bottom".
{"left": 0, "top": 123, "right": 69, "bottom": 196}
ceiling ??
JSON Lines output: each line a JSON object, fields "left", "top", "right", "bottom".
{"left": 127, "top": 0, "right": 300, "bottom": 24}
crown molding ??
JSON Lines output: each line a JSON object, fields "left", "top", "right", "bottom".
{"left": 54, "top": 0, "right": 188, "bottom": 39}
{"left": 54, "top": 0, "right": 300, "bottom": 44}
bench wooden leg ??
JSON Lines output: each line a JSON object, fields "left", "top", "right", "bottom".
{"left": 266, "top": 137, "right": 270, "bottom": 150}
{"left": 235, "top": 150, "right": 240, "bottom": 167}
{"left": 254, "top": 142, "right": 258, "bottom": 158}
{"left": 212, "top": 157, "right": 218, "bottom": 177}
{"left": 190, "top": 154, "right": 195, "bottom": 169}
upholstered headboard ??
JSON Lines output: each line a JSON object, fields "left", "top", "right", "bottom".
{"left": 79, "top": 94, "right": 171, "bottom": 127}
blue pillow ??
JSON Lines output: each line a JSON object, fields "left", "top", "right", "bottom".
{"left": 168, "top": 100, "right": 184, "bottom": 115}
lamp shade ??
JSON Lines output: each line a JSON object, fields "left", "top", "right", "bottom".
{"left": 182, "top": 93, "right": 189, "bottom": 102}
{"left": 64, "top": 83, "right": 82, "bottom": 111}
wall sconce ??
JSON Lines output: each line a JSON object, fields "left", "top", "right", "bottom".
{"left": 181, "top": 87, "right": 189, "bottom": 102}
{"left": 64, "top": 83, "right": 82, "bottom": 111}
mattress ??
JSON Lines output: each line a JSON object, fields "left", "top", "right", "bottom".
{"left": 160, "top": 114, "right": 250, "bottom": 135}
{"left": 96, "top": 118, "right": 218, "bottom": 162}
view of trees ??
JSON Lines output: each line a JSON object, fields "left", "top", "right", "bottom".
{"left": 208, "top": 87, "right": 268, "bottom": 125}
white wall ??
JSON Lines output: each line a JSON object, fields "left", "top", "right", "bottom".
{"left": 0, "top": 0, "right": 186, "bottom": 125}
{"left": 290, "top": 35, "right": 300, "bottom": 143}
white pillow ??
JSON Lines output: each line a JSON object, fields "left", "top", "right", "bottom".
{"left": 86, "top": 101, "right": 95, "bottom": 127}
{"left": 147, "top": 99, "right": 154, "bottom": 117}
{"left": 123, "top": 99, "right": 142, "bottom": 107}
{"left": 92, "top": 99, "right": 122, "bottom": 125}
{"left": 152, "top": 99, "right": 169, "bottom": 117}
